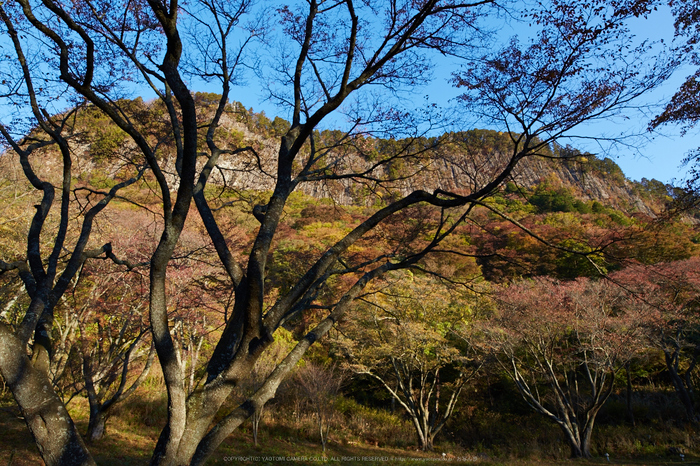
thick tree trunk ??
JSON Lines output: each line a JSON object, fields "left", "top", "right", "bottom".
{"left": 189, "top": 280, "right": 378, "bottom": 466}
{"left": 580, "top": 424, "right": 594, "bottom": 459}
{"left": 569, "top": 442, "right": 584, "bottom": 458}
{"left": 419, "top": 421, "right": 436, "bottom": 451}
{"left": 561, "top": 427, "right": 586, "bottom": 458}
{"left": 0, "top": 324, "right": 95, "bottom": 466}
{"left": 149, "top": 271, "right": 189, "bottom": 466}
{"left": 559, "top": 422, "right": 593, "bottom": 459}
{"left": 408, "top": 413, "right": 435, "bottom": 451}
{"left": 423, "top": 435, "right": 435, "bottom": 452}
{"left": 87, "top": 408, "right": 107, "bottom": 443}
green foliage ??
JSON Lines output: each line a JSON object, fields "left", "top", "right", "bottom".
{"left": 634, "top": 177, "right": 672, "bottom": 201}
{"left": 591, "top": 200, "right": 605, "bottom": 213}
{"left": 88, "top": 173, "right": 119, "bottom": 190}
{"left": 449, "top": 129, "right": 514, "bottom": 155}
{"left": 553, "top": 239, "right": 608, "bottom": 278}
{"left": 75, "top": 105, "right": 129, "bottom": 162}
{"left": 213, "top": 126, "right": 245, "bottom": 148}
{"left": 193, "top": 91, "right": 223, "bottom": 107}
{"left": 90, "top": 124, "right": 127, "bottom": 162}
{"left": 584, "top": 156, "right": 627, "bottom": 184}
{"left": 271, "top": 116, "right": 291, "bottom": 137}
{"left": 504, "top": 181, "right": 519, "bottom": 194}
{"left": 528, "top": 183, "right": 590, "bottom": 214}
{"left": 624, "top": 221, "right": 699, "bottom": 264}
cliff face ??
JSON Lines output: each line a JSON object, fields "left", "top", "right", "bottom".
{"left": 4, "top": 102, "right": 670, "bottom": 217}
{"left": 510, "top": 156, "right": 660, "bottom": 215}
{"left": 193, "top": 122, "right": 666, "bottom": 216}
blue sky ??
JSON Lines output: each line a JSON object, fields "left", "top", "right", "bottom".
{"left": 2, "top": 1, "right": 694, "bottom": 185}
{"left": 216, "top": 3, "right": 697, "bottom": 186}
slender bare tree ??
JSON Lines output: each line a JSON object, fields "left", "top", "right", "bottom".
{"left": 337, "top": 274, "right": 482, "bottom": 451}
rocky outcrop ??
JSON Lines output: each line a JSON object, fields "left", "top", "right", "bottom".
{"left": 4, "top": 110, "right": 667, "bottom": 217}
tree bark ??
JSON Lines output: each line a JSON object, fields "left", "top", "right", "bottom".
{"left": 580, "top": 423, "right": 594, "bottom": 459}
{"left": 559, "top": 423, "right": 588, "bottom": 459}
{"left": 0, "top": 324, "right": 95, "bottom": 466}
{"left": 252, "top": 408, "right": 262, "bottom": 446}
{"left": 423, "top": 434, "right": 435, "bottom": 452}
{"left": 665, "top": 349, "right": 698, "bottom": 423}
{"left": 409, "top": 415, "right": 428, "bottom": 451}
{"left": 87, "top": 409, "right": 107, "bottom": 443}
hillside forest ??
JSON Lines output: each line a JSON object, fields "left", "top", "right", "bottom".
{"left": 2, "top": 96, "right": 700, "bottom": 464}
{"left": 1, "top": 1, "right": 700, "bottom": 465}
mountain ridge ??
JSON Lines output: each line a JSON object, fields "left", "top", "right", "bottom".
{"left": 2, "top": 96, "right": 684, "bottom": 220}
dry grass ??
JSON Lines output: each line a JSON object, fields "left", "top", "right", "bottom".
{"left": 2, "top": 386, "right": 700, "bottom": 466}
{"left": 0, "top": 403, "right": 43, "bottom": 466}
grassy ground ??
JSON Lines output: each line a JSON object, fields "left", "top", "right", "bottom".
{"left": 2, "top": 387, "right": 700, "bottom": 466}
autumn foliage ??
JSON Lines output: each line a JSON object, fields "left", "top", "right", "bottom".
{"left": 0, "top": 0, "right": 698, "bottom": 464}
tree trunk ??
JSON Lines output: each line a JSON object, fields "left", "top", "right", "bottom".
{"left": 580, "top": 423, "right": 594, "bottom": 459}
{"left": 424, "top": 434, "right": 435, "bottom": 452}
{"left": 559, "top": 423, "right": 594, "bottom": 459}
{"left": 409, "top": 415, "right": 428, "bottom": 451}
{"left": 318, "top": 414, "right": 327, "bottom": 453}
{"left": 565, "top": 435, "right": 587, "bottom": 458}
{"left": 626, "top": 362, "right": 635, "bottom": 427}
{"left": 252, "top": 408, "right": 262, "bottom": 446}
{"left": 0, "top": 324, "right": 95, "bottom": 466}
{"left": 569, "top": 442, "right": 584, "bottom": 459}
{"left": 87, "top": 408, "right": 107, "bottom": 443}
{"left": 557, "top": 422, "right": 589, "bottom": 459}
{"left": 665, "top": 350, "right": 698, "bottom": 423}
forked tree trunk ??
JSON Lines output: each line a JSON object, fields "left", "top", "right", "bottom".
{"left": 422, "top": 434, "right": 436, "bottom": 452}
{"left": 509, "top": 361, "right": 613, "bottom": 461}
{"left": 409, "top": 416, "right": 428, "bottom": 451}
{"left": 367, "top": 364, "right": 468, "bottom": 453}
{"left": 83, "top": 341, "right": 156, "bottom": 443}
{"left": 408, "top": 409, "right": 436, "bottom": 451}
{"left": 581, "top": 423, "right": 595, "bottom": 458}
{"left": 560, "top": 423, "right": 593, "bottom": 459}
